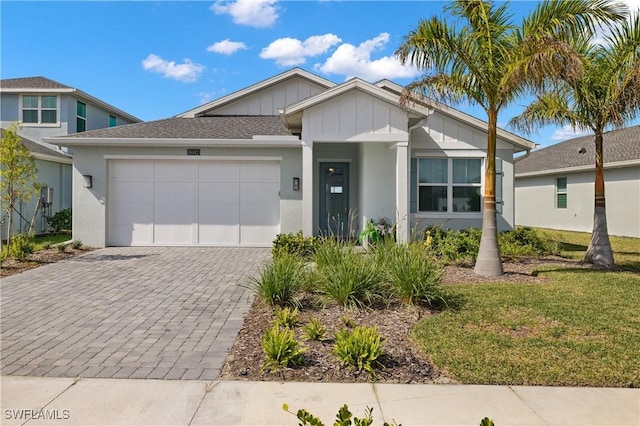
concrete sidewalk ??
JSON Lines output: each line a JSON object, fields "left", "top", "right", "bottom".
{"left": 1, "top": 376, "right": 638, "bottom": 425}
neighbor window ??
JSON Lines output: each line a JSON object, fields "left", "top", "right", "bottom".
{"left": 556, "top": 177, "right": 567, "bottom": 209}
{"left": 21, "top": 95, "right": 58, "bottom": 124}
{"left": 418, "top": 158, "right": 482, "bottom": 212}
{"left": 109, "top": 114, "right": 117, "bottom": 127}
{"left": 76, "top": 101, "right": 86, "bottom": 132}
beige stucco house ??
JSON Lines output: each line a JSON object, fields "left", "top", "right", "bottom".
{"left": 515, "top": 126, "right": 640, "bottom": 238}
{"left": 48, "top": 68, "right": 535, "bottom": 248}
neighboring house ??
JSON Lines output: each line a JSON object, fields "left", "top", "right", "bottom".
{"left": 0, "top": 76, "right": 141, "bottom": 236}
{"left": 514, "top": 126, "right": 640, "bottom": 238}
{"left": 47, "top": 68, "right": 535, "bottom": 248}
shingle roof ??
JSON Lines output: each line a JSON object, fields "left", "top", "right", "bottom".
{"left": 0, "top": 76, "right": 71, "bottom": 89}
{"left": 515, "top": 125, "right": 640, "bottom": 174}
{"left": 59, "top": 116, "right": 293, "bottom": 139}
{"left": 1, "top": 129, "right": 71, "bottom": 160}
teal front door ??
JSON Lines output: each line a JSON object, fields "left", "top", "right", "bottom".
{"left": 319, "top": 162, "right": 349, "bottom": 237}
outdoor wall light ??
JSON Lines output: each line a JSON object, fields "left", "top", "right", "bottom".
{"left": 83, "top": 175, "right": 93, "bottom": 188}
{"left": 293, "top": 177, "right": 300, "bottom": 191}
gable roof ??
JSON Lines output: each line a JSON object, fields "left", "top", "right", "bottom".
{"left": 177, "top": 68, "right": 336, "bottom": 118}
{"left": 48, "top": 116, "right": 294, "bottom": 145}
{"left": 0, "top": 76, "right": 141, "bottom": 123}
{"left": 1, "top": 128, "right": 71, "bottom": 163}
{"left": 515, "top": 125, "right": 640, "bottom": 176}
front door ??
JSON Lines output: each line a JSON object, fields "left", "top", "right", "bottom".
{"left": 319, "top": 162, "right": 349, "bottom": 237}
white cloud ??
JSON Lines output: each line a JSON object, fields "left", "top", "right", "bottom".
{"left": 551, "top": 125, "right": 593, "bottom": 141}
{"left": 260, "top": 34, "right": 341, "bottom": 66}
{"left": 207, "top": 39, "right": 248, "bottom": 55}
{"left": 315, "top": 33, "right": 420, "bottom": 82}
{"left": 142, "top": 54, "right": 204, "bottom": 83}
{"left": 211, "top": 0, "right": 279, "bottom": 28}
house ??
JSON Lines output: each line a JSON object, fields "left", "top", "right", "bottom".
{"left": 47, "top": 68, "right": 535, "bottom": 248}
{"left": 0, "top": 76, "right": 141, "bottom": 235}
{"left": 514, "top": 126, "right": 640, "bottom": 238}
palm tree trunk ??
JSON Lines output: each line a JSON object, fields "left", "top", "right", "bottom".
{"left": 474, "top": 107, "right": 504, "bottom": 277}
{"left": 584, "top": 130, "right": 614, "bottom": 267}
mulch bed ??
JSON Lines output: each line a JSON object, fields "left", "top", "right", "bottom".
{"left": 220, "top": 256, "right": 593, "bottom": 384}
{"left": 1, "top": 246, "right": 95, "bottom": 278}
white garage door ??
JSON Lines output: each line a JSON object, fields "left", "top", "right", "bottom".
{"left": 108, "top": 159, "right": 280, "bottom": 246}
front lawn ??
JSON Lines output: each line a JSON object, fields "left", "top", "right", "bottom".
{"left": 413, "top": 230, "right": 640, "bottom": 387}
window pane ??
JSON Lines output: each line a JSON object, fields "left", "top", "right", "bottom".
{"left": 77, "top": 117, "right": 86, "bottom": 132}
{"left": 557, "top": 193, "right": 567, "bottom": 209}
{"left": 453, "top": 159, "right": 481, "bottom": 183}
{"left": 41, "top": 110, "right": 57, "bottom": 123}
{"left": 77, "top": 101, "right": 86, "bottom": 118}
{"left": 556, "top": 177, "right": 567, "bottom": 191}
{"left": 109, "top": 115, "right": 117, "bottom": 127}
{"left": 419, "top": 186, "right": 448, "bottom": 212}
{"left": 23, "top": 110, "right": 38, "bottom": 123}
{"left": 22, "top": 95, "right": 38, "bottom": 108}
{"left": 419, "top": 158, "right": 447, "bottom": 183}
{"left": 41, "top": 96, "right": 57, "bottom": 109}
{"left": 453, "top": 187, "right": 481, "bottom": 212}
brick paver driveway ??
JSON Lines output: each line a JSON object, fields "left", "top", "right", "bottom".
{"left": 1, "top": 247, "right": 270, "bottom": 380}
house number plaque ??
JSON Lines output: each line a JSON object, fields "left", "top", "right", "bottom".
{"left": 187, "top": 149, "right": 201, "bottom": 156}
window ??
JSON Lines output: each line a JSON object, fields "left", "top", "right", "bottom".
{"left": 556, "top": 177, "right": 567, "bottom": 209}
{"left": 109, "top": 114, "right": 117, "bottom": 127}
{"left": 76, "top": 101, "right": 86, "bottom": 132}
{"left": 418, "top": 158, "right": 482, "bottom": 213}
{"left": 21, "top": 95, "right": 58, "bottom": 124}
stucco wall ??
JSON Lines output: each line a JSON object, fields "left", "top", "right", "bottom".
{"left": 357, "top": 143, "right": 396, "bottom": 228}
{"left": 72, "top": 145, "right": 302, "bottom": 247}
{"left": 515, "top": 166, "right": 640, "bottom": 237}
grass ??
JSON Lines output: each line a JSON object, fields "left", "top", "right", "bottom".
{"left": 538, "top": 228, "right": 640, "bottom": 271}
{"left": 33, "top": 233, "right": 71, "bottom": 251}
{"left": 412, "top": 230, "right": 640, "bottom": 387}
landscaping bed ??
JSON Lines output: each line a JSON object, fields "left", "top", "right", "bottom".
{"left": 1, "top": 245, "right": 95, "bottom": 278}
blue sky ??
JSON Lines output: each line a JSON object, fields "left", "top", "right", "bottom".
{"left": 2, "top": 0, "right": 639, "bottom": 147}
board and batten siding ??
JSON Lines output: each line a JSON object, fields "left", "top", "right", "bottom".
{"left": 515, "top": 167, "right": 640, "bottom": 238}
{"left": 210, "top": 77, "right": 328, "bottom": 116}
{"left": 302, "top": 89, "right": 408, "bottom": 141}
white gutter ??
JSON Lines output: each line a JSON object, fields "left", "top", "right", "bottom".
{"left": 515, "top": 159, "right": 640, "bottom": 178}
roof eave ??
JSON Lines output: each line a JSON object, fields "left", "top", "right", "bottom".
{"left": 515, "top": 159, "right": 640, "bottom": 177}
{"left": 45, "top": 136, "right": 302, "bottom": 148}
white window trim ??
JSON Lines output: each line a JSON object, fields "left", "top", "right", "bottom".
{"left": 19, "top": 94, "right": 61, "bottom": 127}
{"left": 416, "top": 155, "right": 484, "bottom": 218}
{"left": 556, "top": 177, "right": 567, "bottom": 209}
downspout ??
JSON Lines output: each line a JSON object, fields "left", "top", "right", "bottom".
{"left": 514, "top": 148, "right": 532, "bottom": 162}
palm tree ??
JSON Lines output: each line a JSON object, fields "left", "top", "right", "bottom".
{"left": 396, "top": 0, "right": 626, "bottom": 276}
{"left": 510, "top": 13, "right": 640, "bottom": 267}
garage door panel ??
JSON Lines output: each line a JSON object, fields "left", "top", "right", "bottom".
{"left": 154, "top": 162, "right": 195, "bottom": 181}
{"left": 111, "top": 161, "right": 153, "bottom": 180}
{"left": 199, "top": 182, "right": 239, "bottom": 204}
{"left": 110, "top": 224, "right": 153, "bottom": 246}
{"left": 240, "top": 207, "right": 280, "bottom": 245}
{"left": 240, "top": 162, "right": 279, "bottom": 181}
{"left": 240, "top": 182, "right": 280, "bottom": 204}
{"left": 110, "top": 181, "right": 154, "bottom": 204}
{"left": 155, "top": 182, "right": 195, "bottom": 204}
{"left": 198, "top": 162, "right": 240, "bottom": 181}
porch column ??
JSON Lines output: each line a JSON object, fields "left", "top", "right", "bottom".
{"left": 302, "top": 139, "right": 313, "bottom": 236}
{"left": 395, "top": 142, "right": 409, "bottom": 243}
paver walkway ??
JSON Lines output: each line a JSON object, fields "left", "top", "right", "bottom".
{"left": 1, "top": 247, "right": 270, "bottom": 381}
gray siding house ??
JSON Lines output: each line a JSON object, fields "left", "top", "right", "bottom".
{"left": 48, "top": 68, "right": 535, "bottom": 248}
{"left": 515, "top": 126, "right": 640, "bottom": 238}
{"left": 1, "top": 76, "right": 140, "bottom": 236}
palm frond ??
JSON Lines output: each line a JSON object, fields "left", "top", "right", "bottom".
{"left": 509, "top": 92, "right": 584, "bottom": 133}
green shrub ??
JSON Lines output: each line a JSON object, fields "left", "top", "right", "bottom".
{"left": 8, "top": 233, "right": 35, "bottom": 261}
{"left": 272, "top": 231, "right": 317, "bottom": 259}
{"left": 314, "top": 237, "right": 354, "bottom": 269}
{"left": 317, "top": 251, "right": 386, "bottom": 308}
{"left": 71, "top": 240, "right": 83, "bottom": 250}
{"left": 46, "top": 208, "right": 72, "bottom": 232}
{"left": 380, "top": 243, "right": 446, "bottom": 307}
{"left": 261, "top": 324, "right": 306, "bottom": 373}
{"left": 274, "top": 306, "right": 300, "bottom": 328}
{"left": 57, "top": 244, "right": 68, "bottom": 253}
{"left": 333, "top": 326, "right": 384, "bottom": 377}
{"left": 498, "top": 227, "right": 559, "bottom": 259}
{"left": 302, "top": 317, "right": 327, "bottom": 341}
{"left": 1, "top": 246, "right": 8, "bottom": 262}
{"left": 358, "top": 218, "right": 395, "bottom": 246}
{"left": 250, "top": 254, "right": 308, "bottom": 307}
